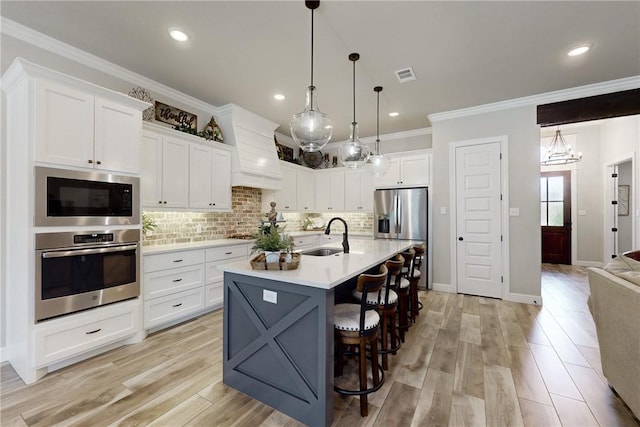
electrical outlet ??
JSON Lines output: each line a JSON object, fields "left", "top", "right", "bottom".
{"left": 263, "top": 289, "right": 278, "bottom": 304}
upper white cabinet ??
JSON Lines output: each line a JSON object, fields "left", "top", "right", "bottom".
{"left": 315, "top": 169, "right": 345, "bottom": 211}
{"left": 189, "top": 143, "right": 232, "bottom": 211}
{"left": 297, "top": 167, "right": 315, "bottom": 211}
{"left": 275, "top": 163, "right": 297, "bottom": 211}
{"left": 373, "top": 150, "right": 431, "bottom": 188}
{"left": 344, "top": 169, "right": 374, "bottom": 211}
{"left": 141, "top": 127, "right": 189, "bottom": 208}
{"left": 35, "top": 79, "right": 142, "bottom": 174}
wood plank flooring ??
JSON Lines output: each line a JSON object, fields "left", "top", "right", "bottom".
{"left": 2, "top": 264, "right": 639, "bottom": 426}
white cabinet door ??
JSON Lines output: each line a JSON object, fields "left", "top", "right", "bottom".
{"left": 345, "top": 170, "right": 374, "bottom": 211}
{"left": 275, "top": 164, "right": 297, "bottom": 210}
{"left": 360, "top": 172, "right": 374, "bottom": 211}
{"left": 373, "top": 158, "right": 401, "bottom": 187}
{"left": 35, "top": 80, "right": 94, "bottom": 168}
{"left": 297, "top": 168, "right": 315, "bottom": 211}
{"left": 401, "top": 156, "right": 429, "bottom": 186}
{"left": 212, "top": 148, "right": 232, "bottom": 210}
{"left": 315, "top": 170, "right": 345, "bottom": 211}
{"left": 140, "top": 131, "right": 163, "bottom": 207}
{"left": 161, "top": 137, "right": 190, "bottom": 208}
{"left": 94, "top": 98, "right": 141, "bottom": 173}
{"left": 189, "top": 144, "right": 214, "bottom": 209}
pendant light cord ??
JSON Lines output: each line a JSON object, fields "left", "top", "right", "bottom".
{"left": 352, "top": 56, "right": 356, "bottom": 125}
{"left": 309, "top": 8, "right": 314, "bottom": 110}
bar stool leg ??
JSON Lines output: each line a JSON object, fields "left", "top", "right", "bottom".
{"left": 380, "top": 312, "right": 389, "bottom": 370}
{"left": 397, "top": 287, "right": 409, "bottom": 341}
{"left": 359, "top": 340, "right": 368, "bottom": 417}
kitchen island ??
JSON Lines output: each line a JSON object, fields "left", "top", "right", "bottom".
{"left": 218, "top": 239, "right": 417, "bottom": 426}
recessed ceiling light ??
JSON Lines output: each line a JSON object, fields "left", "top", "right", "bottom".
{"left": 168, "top": 28, "right": 188, "bottom": 42}
{"left": 568, "top": 44, "right": 591, "bottom": 57}
{"left": 274, "top": 94, "right": 286, "bottom": 101}
{"left": 389, "top": 112, "right": 399, "bottom": 117}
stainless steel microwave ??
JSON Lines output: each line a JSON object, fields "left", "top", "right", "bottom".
{"left": 35, "top": 166, "right": 140, "bottom": 227}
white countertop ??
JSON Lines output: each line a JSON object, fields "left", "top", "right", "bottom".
{"left": 143, "top": 239, "right": 252, "bottom": 255}
{"left": 218, "top": 239, "right": 417, "bottom": 290}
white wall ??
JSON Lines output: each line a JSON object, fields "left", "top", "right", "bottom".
{"left": 431, "top": 105, "right": 541, "bottom": 299}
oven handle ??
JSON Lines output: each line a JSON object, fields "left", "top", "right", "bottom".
{"left": 41, "top": 244, "right": 138, "bottom": 259}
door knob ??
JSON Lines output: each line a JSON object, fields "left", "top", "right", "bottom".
{"left": 458, "top": 237, "right": 464, "bottom": 241}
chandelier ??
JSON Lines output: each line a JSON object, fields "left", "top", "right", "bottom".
{"left": 541, "top": 128, "right": 582, "bottom": 165}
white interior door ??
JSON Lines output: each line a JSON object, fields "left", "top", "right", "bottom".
{"left": 455, "top": 142, "right": 503, "bottom": 298}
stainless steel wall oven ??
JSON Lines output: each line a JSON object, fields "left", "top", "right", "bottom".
{"left": 35, "top": 166, "right": 140, "bottom": 227}
{"left": 35, "top": 229, "right": 140, "bottom": 322}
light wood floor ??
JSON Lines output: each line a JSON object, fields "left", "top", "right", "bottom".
{"left": 2, "top": 264, "right": 639, "bottom": 426}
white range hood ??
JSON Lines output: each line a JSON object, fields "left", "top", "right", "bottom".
{"left": 216, "top": 104, "right": 282, "bottom": 190}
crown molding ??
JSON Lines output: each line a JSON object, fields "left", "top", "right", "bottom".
{"left": 429, "top": 75, "right": 640, "bottom": 123}
{"left": 1, "top": 17, "right": 217, "bottom": 114}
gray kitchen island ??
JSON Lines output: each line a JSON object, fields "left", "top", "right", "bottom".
{"left": 218, "top": 239, "right": 416, "bottom": 426}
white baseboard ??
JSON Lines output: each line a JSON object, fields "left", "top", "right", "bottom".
{"left": 574, "top": 260, "right": 604, "bottom": 268}
{"left": 432, "top": 282, "right": 455, "bottom": 293}
{"left": 0, "top": 346, "right": 7, "bottom": 363}
{"left": 506, "top": 292, "right": 543, "bottom": 306}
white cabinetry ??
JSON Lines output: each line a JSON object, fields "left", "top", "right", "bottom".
{"left": 275, "top": 163, "right": 298, "bottom": 211}
{"left": 143, "top": 249, "right": 205, "bottom": 329}
{"left": 141, "top": 128, "right": 190, "bottom": 208}
{"left": 35, "top": 79, "right": 142, "bottom": 173}
{"left": 262, "top": 161, "right": 316, "bottom": 212}
{"left": 143, "top": 243, "right": 250, "bottom": 329}
{"left": 314, "top": 169, "right": 345, "bottom": 211}
{"left": 373, "top": 150, "right": 431, "bottom": 188}
{"left": 205, "top": 244, "right": 250, "bottom": 308}
{"left": 297, "top": 167, "right": 315, "bottom": 211}
{"left": 344, "top": 169, "right": 374, "bottom": 211}
{"left": 189, "top": 143, "right": 232, "bottom": 211}
{"left": 292, "top": 234, "right": 316, "bottom": 249}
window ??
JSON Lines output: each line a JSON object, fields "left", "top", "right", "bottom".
{"left": 541, "top": 175, "right": 564, "bottom": 226}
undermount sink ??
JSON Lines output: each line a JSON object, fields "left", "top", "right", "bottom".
{"left": 301, "top": 248, "right": 343, "bottom": 257}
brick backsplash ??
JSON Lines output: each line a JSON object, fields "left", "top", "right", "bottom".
{"left": 143, "top": 187, "right": 373, "bottom": 246}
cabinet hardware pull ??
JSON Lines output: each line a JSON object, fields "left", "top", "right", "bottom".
{"left": 212, "top": 203, "right": 215, "bottom": 206}
{"left": 225, "top": 252, "right": 233, "bottom": 255}
{"left": 85, "top": 328, "right": 101, "bottom": 335}
{"left": 96, "top": 160, "right": 101, "bottom": 165}
{"left": 158, "top": 200, "right": 162, "bottom": 204}
{"left": 163, "top": 201, "right": 167, "bottom": 204}
{"left": 88, "top": 159, "right": 93, "bottom": 164}
{"left": 173, "top": 259, "right": 183, "bottom": 263}
{"left": 172, "top": 303, "right": 183, "bottom": 308}
{"left": 172, "top": 278, "right": 183, "bottom": 282}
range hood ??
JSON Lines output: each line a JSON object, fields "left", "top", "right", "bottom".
{"left": 216, "top": 104, "right": 282, "bottom": 190}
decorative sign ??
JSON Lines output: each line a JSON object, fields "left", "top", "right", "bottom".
{"left": 154, "top": 101, "right": 197, "bottom": 129}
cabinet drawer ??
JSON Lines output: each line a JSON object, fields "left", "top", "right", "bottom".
{"left": 34, "top": 301, "right": 139, "bottom": 367}
{"left": 144, "top": 288, "right": 204, "bottom": 329}
{"left": 144, "top": 265, "right": 204, "bottom": 299}
{"left": 205, "top": 245, "right": 249, "bottom": 263}
{"left": 205, "top": 284, "right": 223, "bottom": 308}
{"left": 144, "top": 250, "right": 204, "bottom": 273}
{"left": 206, "top": 257, "right": 244, "bottom": 285}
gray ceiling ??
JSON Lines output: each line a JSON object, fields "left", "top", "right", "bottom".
{"left": 2, "top": 1, "right": 639, "bottom": 142}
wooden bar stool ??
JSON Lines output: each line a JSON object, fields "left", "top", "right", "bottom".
{"left": 409, "top": 244, "right": 425, "bottom": 322}
{"left": 397, "top": 250, "right": 414, "bottom": 340}
{"left": 354, "top": 256, "right": 403, "bottom": 370}
{"left": 334, "top": 265, "right": 387, "bottom": 417}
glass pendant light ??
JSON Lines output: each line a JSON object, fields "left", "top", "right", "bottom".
{"left": 290, "top": 0, "right": 334, "bottom": 152}
{"left": 540, "top": 127, "right": 582, "bottom": 165}
{"left": 338, "top": 53, "right": 370, "bottom": 169}
{"left": 368, "top": 86, "right": 391, "bottom": 176}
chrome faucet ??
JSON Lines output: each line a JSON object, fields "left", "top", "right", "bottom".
{"left": 325, "top": 217, "right": 349, "bottom": 254}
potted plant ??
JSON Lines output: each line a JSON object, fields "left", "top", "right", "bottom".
{"left": 251, "top": 223, "right": 294, "bottom": 263}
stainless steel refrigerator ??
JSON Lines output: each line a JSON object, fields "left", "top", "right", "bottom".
{"left": 374, "top": 187, "right": 429, "bottom": 288}
{"left": 374, "top": 187, "right": 427, "bottom": 241}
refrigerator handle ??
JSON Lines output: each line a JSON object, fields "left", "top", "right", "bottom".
{"left": 395, "top": 194, "right": 401, "bottom": 234}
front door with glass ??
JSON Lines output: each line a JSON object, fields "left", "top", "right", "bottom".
{"left": 541, "top": 171, "right": 571, "bottom": 264}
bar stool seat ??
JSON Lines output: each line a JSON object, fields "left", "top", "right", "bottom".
{"left": 334, "top": 265, "right": 387, "bottom": 417}
{"left": 353, "top": 288, "right": 398, "bottom": 305}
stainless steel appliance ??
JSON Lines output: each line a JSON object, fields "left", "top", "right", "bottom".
{"left": 374, "top": 187, "right": 429, "bottom": 288}
{"left": 374, "top": 187, "right": 427, "bottom": 241}
{"left": 35, "top": 229, "right": 140, "bottom": 322}
{"left": 35, "top": 166, "right": 139, "bottom": 227}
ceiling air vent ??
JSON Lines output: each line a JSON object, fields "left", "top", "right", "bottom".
{"left": 395, "top": 67, "right": 416, "bottom": 83}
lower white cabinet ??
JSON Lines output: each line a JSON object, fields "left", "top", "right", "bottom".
{"left": 292, "top": 234, "right": 316, "bottom": 249}
{"left": 34, "top": 299, "right": 140, "bottom": 368}
{"left": 144, "top": 288, "right": 205, "bottom": 329}
{"left": 143, "top": 243, "right": 250, "bottom": 329}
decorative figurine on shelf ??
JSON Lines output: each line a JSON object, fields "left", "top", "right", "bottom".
{"left": 267, "top": 201, "right": 278, "bottom": 224}
{"left": 202, "top": 116, "right": 224, "bottom": 142}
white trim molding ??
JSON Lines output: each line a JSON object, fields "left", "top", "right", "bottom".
{"left": 432, "top": 282, "right": 455, "bottom": 293}
{"left": 429, "top": 75, "right": 640, "bottom": 123}
{"left": 505, "top": 293, "right": 543, "bottom": 306}
{"left": 575, "top": 260, "right": 604, "bottom": 268}
{"left": 1, "top": 17, "right": 217, "bottom": 114}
